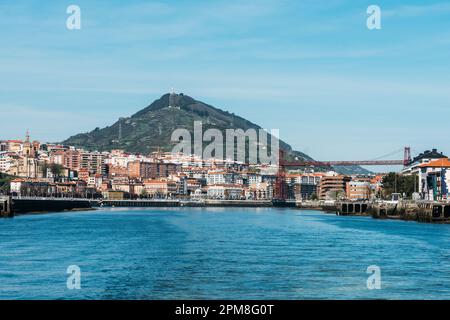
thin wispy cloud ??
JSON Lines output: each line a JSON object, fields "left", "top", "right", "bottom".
{"left": 384, "top": 2, "right": 450, "bottom": 17}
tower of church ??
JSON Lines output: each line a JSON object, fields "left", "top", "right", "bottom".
{"left": 19, "top": 130, "right": 39, "bottom": 178}
{"left": 23, "top": 129, "right": 33, "bottom": 157}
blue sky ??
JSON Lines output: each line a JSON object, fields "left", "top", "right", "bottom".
{"left": 0, "top": 0, "right": 449, "bottom": 164}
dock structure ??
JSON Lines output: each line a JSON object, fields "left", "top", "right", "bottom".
{"left": 9, "top": 197, "right": 93, "bottom": 215}
{"left": 416, "top": 202, "right": 450, "bottom": 223}
{"left": 334, "top": 200, "right": 450, "bottom": 224}
{"left": 0, "top": 196, "right": 13, "bottom": 217}
{"left": 336, "top": 202, "right": 370, "bottom": 216}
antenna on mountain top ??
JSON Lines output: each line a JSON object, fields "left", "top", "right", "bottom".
{"left": 169, "top": 88, "right": 176, "bottom": 108}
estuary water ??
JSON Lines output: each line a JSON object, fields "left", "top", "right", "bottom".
{"left": 1, "top": 207, "right": 450, "bottom": 300}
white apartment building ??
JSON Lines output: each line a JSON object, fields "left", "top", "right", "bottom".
{"left": 206, "top": 171, "right": 226, "bottom": 185}
{"left": 0, "top": 152, "right": 16, "bottom": 173}
{"left": 207, "top": 184, "right": 243, "bottom": 199}
{"left": 248, "top": 174, "right": 262, "bottom": 185}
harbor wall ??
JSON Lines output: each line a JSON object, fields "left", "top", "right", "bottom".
{"left": 11, "top": 198, "right": 93, "bottom": 215}
{"left": 335, "top": 200, "right": 450, "bottom": 224}
{"left": 5, "top": 197, "right": 450, "bottom": 224}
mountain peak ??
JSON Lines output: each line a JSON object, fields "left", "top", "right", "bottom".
{"left": 61, "top": 93, "right": 368, "bottom": 174}
{"left": 64, "top": 92, "right": 275, "bottom": 155}
{"left": 132, "top": 92, "right": 196, "bottom": 117}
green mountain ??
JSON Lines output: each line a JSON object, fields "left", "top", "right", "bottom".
{"left": 63, "top": 93, "right": 369, "bottom": 174}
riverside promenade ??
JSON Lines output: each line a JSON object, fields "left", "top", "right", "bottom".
{"left": 1, "top": 197, "right": 275, "bottom": 217}
{"left": 99, "top": 199, "right": 274, "bottom": 207}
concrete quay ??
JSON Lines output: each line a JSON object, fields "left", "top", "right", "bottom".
{"left": 334, "top": 200, "right": 450, "bottom": 224}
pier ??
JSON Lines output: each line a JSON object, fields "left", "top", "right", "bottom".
{"left": 0, "top": 196, "right": 13, "bottom": 217}
{"left": 7, "top": 197, "right": 94, "bottom": 216}
{"left": 337, "top": 202, "right": 369, "bottom": 216}
{"left": 333, "top": 200, "right": 450, "bottom": 224}
{"left": 416, "top": 202, "right": 450, "bottom": 223}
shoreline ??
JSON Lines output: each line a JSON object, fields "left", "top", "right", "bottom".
{"left": 4, "top": 198, "right": 450, "bottom": 225}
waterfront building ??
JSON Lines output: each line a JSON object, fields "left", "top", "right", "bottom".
{"left": 402, "top": 149, "right": 447, "bottom": 175}
{"left": 10, "top": 179, "right": 54, "bottom": 196}
{"left": 10, "top": 179, "right": 25, "bottom": 194}
{"left": 112, "top": 180, "right": 133, "bottom": 193}
{"left": 55, "top": 182, "right": 77, "bottom": 195}
{"left": 294, "top": 183, "right": 317, "bottom": 200}
{"left": 143, "top": 179, "right": 169, "bottom": 197}
{"left": 346, "top": 180, "right": 371, "bottom": 200}
{"left": 132, "top": 183, "right": 145, "bottom": 196}
{"left": 246, "top": 182, "right": 269, "bottom": 199}
{"left": 317, "top": 174, "right": 351, "bottom": 200}
{"left": 184, "top": 178, "right": 204, "bottom": 195}
{"left": 247, "top": 173, "right": 262, "bottom": 185}
{"left": 418, "top": 158, "right": 450, "bottom": 201}
{"left": 102, "top": 190, "right": 125, "bottom": 200}
{"left": 206, "top": 171, "right": 226, "bottom": 185}
{"left": 10, "top": 177, "right": 93, "bottom": 197}
{"left": 87, "top": 174, "right": 103, "bottom": 189}
{"left": 370, "top": 175, "right": 384, "bottom": 194}
{"left": 207, "top": 184, "right": 244, "bottom": 200}
{"left": 285, "top": 173, "right": 322, "bottom": 200}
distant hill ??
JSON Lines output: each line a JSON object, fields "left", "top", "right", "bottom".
{"left": 63, "top": 93, "right": 370, "bottom": 174}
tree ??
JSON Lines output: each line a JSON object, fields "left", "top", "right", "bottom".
{"left": 381, "top": 172, "right": 417, "bottom": 199}
{"left": 40, "top": 163, "right": 63, "bottom": 180}
{"left": 39, "top": 162, "right": 50, "bottom": 177}
{"left": 0, "top": 173, "right": 14, "bottom": 194}
{"left": 326, "top": 190, "right": 345, "bottom": 200}
{"left": 50, "top": 163, "right": 63, "bottom": 178}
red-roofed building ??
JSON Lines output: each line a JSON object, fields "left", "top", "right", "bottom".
{"left": 418, "top": 158, "right": 450, "bottom": 201}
